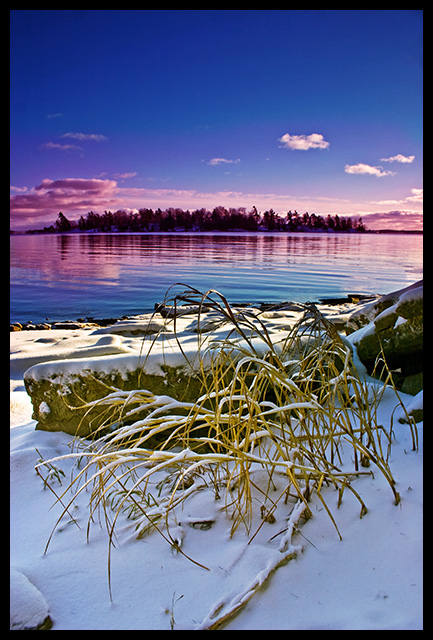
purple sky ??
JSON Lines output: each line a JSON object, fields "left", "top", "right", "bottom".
{"left": 10, "top": 10, "right": 423, "bottom": 231}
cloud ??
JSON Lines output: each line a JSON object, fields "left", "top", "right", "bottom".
{"left": 40, "top": 141, "right": 83, "bottom": 152}
{"left": 344, "top": 163, "right": 395, "bottom": 178}
{"left": 278, "top": 133, "right": 330, "bottom": 151}
{"left": 34, "top": 178, "right": 115, "bottom": 192}
{"left": 406, "top": 187, "right": 423, "bottom": 203}
{"left": 10, "top": 178, "right": 118, "bottom": 222}
{"left": 207, "top": 157, "right": 241, "bottom": 166}
{"left": 361, "top": 210, "right": 422, "bottom": 231}
{"left": 380, "top": 154, "right": 415, "bottom": 163}
{"left": 60, "top": 132, "right": 108, "bottom": 142}
{"left": 113, "top": 172, "right": 137, "bottom": 180}
{"left": 375, "top": 188, "right": 423, "bottom": 207}
{"left": 39, "top": 133, "right": 108, "bottom": 154}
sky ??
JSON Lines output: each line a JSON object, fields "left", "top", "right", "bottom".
{"left": 10, "top": 10, "right": 423, "bottom": 231}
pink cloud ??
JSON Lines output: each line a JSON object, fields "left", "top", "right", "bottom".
{"left": 34, "top": 178, "right": 116, "bottom": 195}
{"left": 10, "top": 178, "right": 118, "bottom": 225}
{"left": 361, "top": 210, "right": 422, "bottom": 231}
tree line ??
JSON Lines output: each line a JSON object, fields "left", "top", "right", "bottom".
{"left": 38, "top": 206, "right": 367, "bottom": 234}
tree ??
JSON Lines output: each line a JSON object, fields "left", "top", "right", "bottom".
{"left": 102, "top": 210, "right": 114, "bottom": 231}
{"left": 55, "top": 212, "right": 72, "bottom": 232}
{"left": 354, "top": 217, "right": 366, "bottom": 232}
{"left": 139, "top": 208, "right": 154, "bottom": 230}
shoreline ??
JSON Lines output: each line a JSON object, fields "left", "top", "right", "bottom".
{"left": 11, "top": 228, "right": 423, "bottom": 236}
{"left": 10, "top": 292, "right": 379, "bottom": 331}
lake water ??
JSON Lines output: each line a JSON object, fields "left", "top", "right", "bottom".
{"left": 10, "top": 232, "right": 423, "bottom": 323}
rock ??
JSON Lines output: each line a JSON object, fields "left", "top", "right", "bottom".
{"left": 395, "top": 286, "right": 424, "bottom": 319}
{"left": 10, "top": 569, "right": 52, "bottom": 630}
{"left": 156, "top": 303, "right": 212, "bottom": 318}
{"left": 401, "top": 372, "right": 423, "bottom": 396}
{"left": 398, "top": 390, "right": 423, "bottom": 424}
{"left": 85, "top": 316, "right": 120, "bottom": 326}
{"left": 373, "top": 308, "right": 399, "bottom": 332}
{"left": 93, "top": 316, "right": 172, "bottom": 336}
{"left": 10, "top": 322, "right": 50, "bottom": 331}
{"left": 345, "top": 280, "right": 423, "bottom": 333}
{"left": 350, "top": 281, "right": 423, "bottom": 393}
{"left": 24, "top": 350, "right": 206, "bottom": 439}
{"left": 34, "top": 322, "right": 51, "bottom": 330}
{"left": 51, "top": 321, "right": 86, "bottom": 330}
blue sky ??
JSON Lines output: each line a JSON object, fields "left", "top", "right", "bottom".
{"left": 10, "top": 10, "right": 423, "bottom": 230}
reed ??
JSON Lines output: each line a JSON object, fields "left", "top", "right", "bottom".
{"left": 36, "top": 285, "right": 415, "bottom": 608}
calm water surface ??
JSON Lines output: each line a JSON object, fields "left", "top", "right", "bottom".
{"left": 10, "top": 232, "right": 423, "bottom": 323}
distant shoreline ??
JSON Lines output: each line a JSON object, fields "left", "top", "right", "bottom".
{"left": 10, "top": 228, "right": 423, "bottom": 236}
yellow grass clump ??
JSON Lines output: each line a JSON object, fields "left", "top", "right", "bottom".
{"left": 36, "top": 285, "right": 417, "bottom": 618}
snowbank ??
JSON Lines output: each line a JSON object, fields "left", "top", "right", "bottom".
{"left": 10, "top": 330, "right": 134, "bottom": 379}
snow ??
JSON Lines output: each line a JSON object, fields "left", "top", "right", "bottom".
{"left": 10, "top": 330, "right": 133, "bottom": 378}
{"left": 397, "top": 284, "right": 423, "bottom": 305}
{"left": 92, "top": 316, "right": 172, "bottom": 335}
{"left": 10, "top": 308, "right": 423, "bottom": 630}
{"left": 10, "top": 569, "right": 50, "bottom": 630}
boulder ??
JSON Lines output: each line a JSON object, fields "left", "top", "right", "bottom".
{"left": 10, "top": 569, "right": 52, "bottom": 630}
{"left": 24, "top": 349, "right": 205, "bottom": 439}
{"left": 92, "top": 315, "right": 172, "bottom": 336}
{"left": 51, "top": 321, "right": 87, "bottom": 330}
{"left": 350, "top": 281, "right": 423, "bottom": 394}
{"left": 345, "top": 280, "right": 423, "bottom": 333}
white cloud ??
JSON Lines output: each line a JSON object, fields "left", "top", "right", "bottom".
{"left": 406, "top": 187, "right": 423, "bottom": 203}
{"left": 344, "top": 163, "right": 395, "bottom": 178}
{"left": 278, "top": 133, "right": 330, "bottom": 151}
{"left": 380, "top": 154, "right": 415, "bottom": 163}
{"left": 207, "top": 157, "right": 240, "bottom": 166}
{"left": 40, "top": 141, "right": 83, "bottom": 152}
{"left": 113, "top": 172, "right": 137, "bottom": 180}
{"left": 374, "top": 188, "right": 423, "bottom": 207}
{"left": 60, "top": 132, "right": 108, "bottom": 142}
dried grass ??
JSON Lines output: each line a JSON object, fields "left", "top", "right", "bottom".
{"left": 36, "top": 285, "right": 416, "bottom": 618}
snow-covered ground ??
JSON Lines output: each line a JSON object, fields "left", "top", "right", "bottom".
{"left": 10, "top": 307, "right": 423, "bottom": 630}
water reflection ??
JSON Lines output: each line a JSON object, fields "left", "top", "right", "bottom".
{"left": 10, "top": 232, "right": 423, "bottom": 322}
{"left": 66, "top": 232, "right": 368, "bottom": 268}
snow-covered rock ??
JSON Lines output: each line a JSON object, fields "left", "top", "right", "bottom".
{"left": 92, "top": 315, "right": 172, "bottom": 336}
{"left": 23, "top": 346, "right": 205, "bottom": 437}
{"left": 10, "top": 569, "right": 51, "bottom": 630}
{"left": 348, "top": 281, "right": 423, "bottom": 395}
{"left": 345, "top": 280, "right": 423, "bottom": 333}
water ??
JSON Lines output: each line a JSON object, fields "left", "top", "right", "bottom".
{"left": 10, "top": 232, "right": 423, "bottom": 323}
